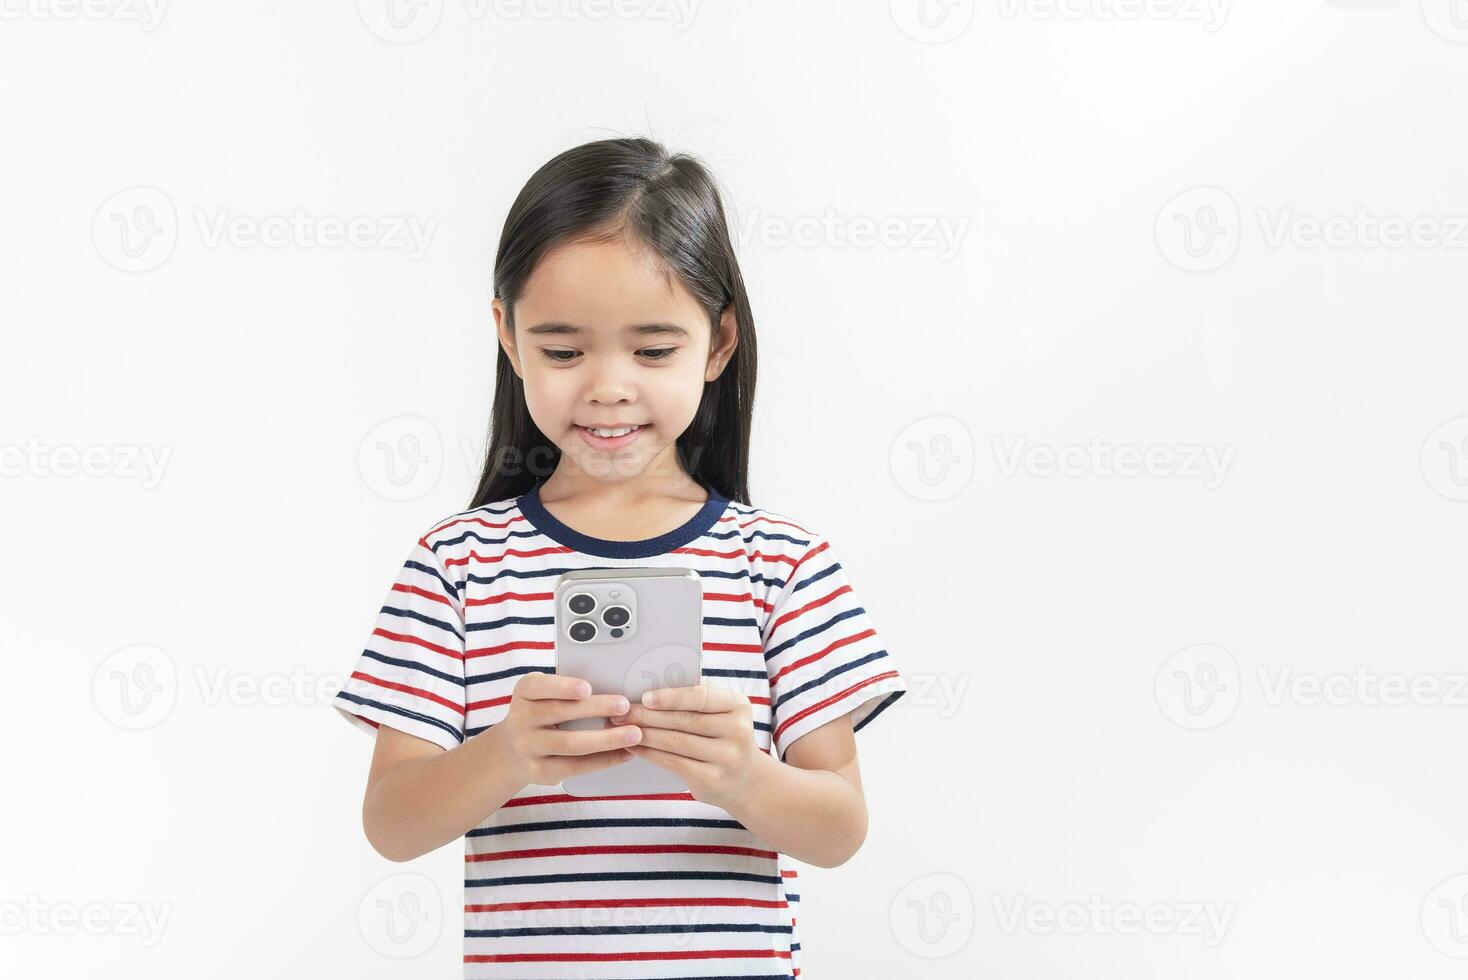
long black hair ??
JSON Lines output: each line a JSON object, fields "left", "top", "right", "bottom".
{"left": 469, "top": 136, "right": 757, "bottom": 509}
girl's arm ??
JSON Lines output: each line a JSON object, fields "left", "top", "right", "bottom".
{"left": 361, "top": 724, "right": 528, "bottom": 862}
{"left": 720, "top": 715, "right": 869, "bottom": 869}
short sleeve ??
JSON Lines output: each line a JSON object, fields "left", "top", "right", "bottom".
{"left": 763, "top": 532, "right": 908, "bottom": 763}
{"left": 330, "top": 532, "right": 467, "bottom": 752}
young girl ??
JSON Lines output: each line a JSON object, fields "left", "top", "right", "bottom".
{"left": 332, "top": 136, "right": 908, "bottom": 979}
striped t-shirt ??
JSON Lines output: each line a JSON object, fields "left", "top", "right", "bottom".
{"left": 331, "top": 479, "right": 908, "bottom": 979}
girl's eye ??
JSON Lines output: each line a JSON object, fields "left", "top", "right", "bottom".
{"left": 538, "top": 347, "right": 676, "bottom": 364}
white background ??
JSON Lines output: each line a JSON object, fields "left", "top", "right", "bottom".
{"left": 4, "top": 1, "right": 1468, "bottom": 977}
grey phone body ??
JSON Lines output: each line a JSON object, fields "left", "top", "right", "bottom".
{"left": 553, "top": 567, "right": 703, "bottom": 797}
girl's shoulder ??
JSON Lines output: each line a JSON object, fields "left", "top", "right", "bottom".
{"left": 725, "top": 498, "right": 826, "bottom": 554}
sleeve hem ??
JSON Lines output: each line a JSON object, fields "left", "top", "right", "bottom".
{"left": 332, "top": 691, "right": 464, "bottom": 754}
{"left": 772, "top": 673, "right": 907, "bottom": 764}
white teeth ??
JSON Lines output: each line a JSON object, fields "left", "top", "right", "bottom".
{"left": 586, "top": 425, "right": 639, "bottom": 438}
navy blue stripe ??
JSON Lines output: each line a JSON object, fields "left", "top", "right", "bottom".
{"left": 772, "top": 650, "right": 894, "bottom": 714}
{"left": 467, "top": 614, "right": 555, "bottom": 633}
{"left": 360, "top": 648, "right": 465, "bottom": 689}
{"left": 467, "top": 922, "right": 792, "bottom": 938}
{"left": 854, "top": 689, "right": 904, "bottom": 733}
{"left": 764, "top": 607, "right": 866, "bottom": 662}
{"left": 467, "top": 817, "right": 745, "bottom": 838}
{"left": 335, "top": 691, "right": 463, "bottom": 744}
{"left": 380, "top": 604, "right": 464, "bottom": 643}
{"left": 787, "top": 560, "right": 839, "bottom": 597}
{"left": 403, "top": 558, "right": 458, "bottom": 604}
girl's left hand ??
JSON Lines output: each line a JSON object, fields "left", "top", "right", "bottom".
{"left": 610, "top": 683, "right": 761, "bottom": 810}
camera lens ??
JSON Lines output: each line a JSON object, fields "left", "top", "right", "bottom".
{"left": 569, "top": 620, "right": 596, "bottom": 643}
{"left": 602, "top": 605, "right": 630, "bottom": 628}
{"left": 568, "top": 593, "right": 596, "bottom": 615}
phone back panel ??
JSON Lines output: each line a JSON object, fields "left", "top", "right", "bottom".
{"left": 553, "top": 567, "right": 703, "bottom": 797}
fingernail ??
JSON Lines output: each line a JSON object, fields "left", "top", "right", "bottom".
{"left": 642, "top": 691, "right": 657, "bottom": 707}
{"left": 577, "top": 683, "right": 592, "bottom": 697}
{"left": 614, "top": 697, "right": 630, "bottom": 713}
{"left": 625, "top": 728, "right": 641, "bottom": 744}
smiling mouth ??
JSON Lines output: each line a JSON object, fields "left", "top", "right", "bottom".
{"left": 575, "top": 423, "right": 649, "bottom": 448}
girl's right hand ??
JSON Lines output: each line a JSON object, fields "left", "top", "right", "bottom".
{"left": 499, "top": 671, "right": 643, "bottom": 787}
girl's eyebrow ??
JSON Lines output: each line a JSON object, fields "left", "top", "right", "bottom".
{"left": 525, "top": 321, "right": 689, "bottom": 338}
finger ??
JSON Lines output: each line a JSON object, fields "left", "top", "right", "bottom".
{"left": 633, "top": 725, "right": 722, "bottom": 762}
{"left": 608, "top": 705, "right": 722, "bottom": 736}
{"left": 541, "top": 693, "right": 633, "bottom": 723}
{"left": 626, "top": 743, "right": 707, "bottom": 779}
{"left": 565, "top": 747, "right": 636, "bottom": 776}
{"left": 536, "top": 723, "right": 643, "bottom": 757}
{"left": 523, "top": 671, "right": 595, "bottom": 701}
{"left": 641, "top": 683, "right": 738, "bottom": 713}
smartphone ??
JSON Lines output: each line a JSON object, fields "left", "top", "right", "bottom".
{"left": 553, "top": 567, "right": 704, "bottom": 797}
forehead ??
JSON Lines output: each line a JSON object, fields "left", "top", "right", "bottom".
{"left": 517, "top": 234, "right": 706, "bottom": 335}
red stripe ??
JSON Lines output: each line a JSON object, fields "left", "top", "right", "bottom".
{"left": 349, "top": 670, "right": 464, "bottom": 716}
{"left": 467, "top": 949, "right": 791, "bottom": 964}
{"left": 773, "top": 670, "right": 899, "bottom": 740}
{"left": 734, "top": 514, "right": 813, "bottom": 535}
{"left": 704, "top": 641, "right": 762, "bottom": 654}
{"left": 705, "top": 590, "right": 773, "bottom": 613}
{"left": 465, "top": 639, "right": 553, "bottom": 660}
{"left": 768, "top": 628, "right": 876, "bottom": 687}
{"left": 466, "top": 590, "right": 553, "bottom": 607}
{"left": 767, "top": 583, "right": 853, "bottom": 639}
{"left": 427, "top": 513, "right": 528, "bottom": 536}
{"left": 390, "top": 582, "right": 454, "bottom": 608}
{"left": 371, "top": 626, "right": 464, "bottom": 662}
{"left": 466, "top": 843, "right": 778, "bottom": 863}
{"left": 675, "top": 547, "right": 800, "bottom": 567}
{"left": 442, "top": 545, "right": 573, "bottom": 569}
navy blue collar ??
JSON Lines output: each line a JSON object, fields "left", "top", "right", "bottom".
{"left": 517, "top": 481, "right": 729, "bottom": 559}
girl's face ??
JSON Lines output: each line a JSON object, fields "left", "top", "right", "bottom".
{"left": 493, "top": 232, "right": 738, "bottom": 487}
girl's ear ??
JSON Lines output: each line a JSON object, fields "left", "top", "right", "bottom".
{"left": 492, "top": 298, "right": 523, "bottom": 379}
{"left": 705, "top": 305, "right": 738, "bottom": 382}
